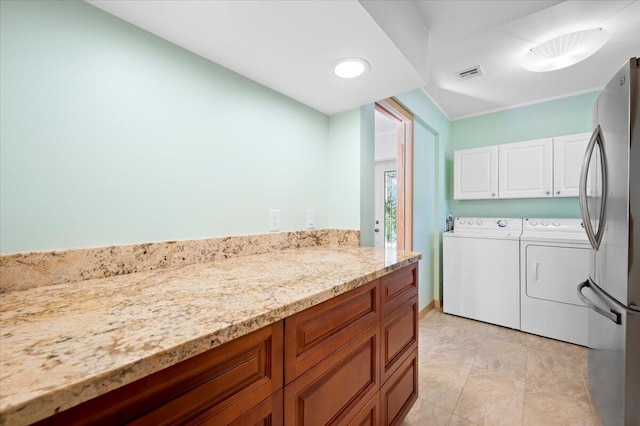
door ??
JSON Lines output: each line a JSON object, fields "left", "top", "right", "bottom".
{"left": 375, "top": 99, "right": 413, "bottom": 251}
{"left": 498, "top": 138, "right": 553, "bottom": 198}
{"left": 374, "top": 161, "right": 397, "bottom": 249}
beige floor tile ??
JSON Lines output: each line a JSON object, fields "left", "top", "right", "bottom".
{"left": 453, "top": 370, "right": 525, "bottom": 425}
{"left": 418, "top": 357, "right": 473, "bottom": 411}
{"left": 402, "top": 398, "right": 453, "bottom": 425}
{"left": 526, "top": 333, "right": 586, "bottom": 358}
{"left": 526, "top": 350, "right": 590, "bottom": 403}
{"left": 472, "top": 340, "right": 527, "bottom": 381}
{"left": 449, "top": 415, "right": 478, "bottom": 426}
{"left": 523, "top": 390, "right": 595, "bottom": 425}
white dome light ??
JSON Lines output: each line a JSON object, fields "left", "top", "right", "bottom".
{"left": 333, "top": 58, "right": 370, "bottom": 78}
{"left": 521, "top": 28, "right": 609, "bottom": 72}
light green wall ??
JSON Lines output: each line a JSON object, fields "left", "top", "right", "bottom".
{"left": 328, "top": 110, "right": 361, "bottom": 229}
{"left": 0, "top": 0, "right": 343, "bottom": 253}
{"left": 395, "top": 90, "right": 452, "bottom": 307}
{"left": 450, "top": 91, "right": 599, "bottom": 218}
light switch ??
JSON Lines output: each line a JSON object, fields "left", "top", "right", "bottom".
{"left": 269, "top": 209, "right": 280, "bottom": 232}
{"left": 306, "top": 210, "right": 315, "bottom": 229}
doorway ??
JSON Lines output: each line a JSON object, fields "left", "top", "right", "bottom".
{"left": 375, "top": 99, "right": 413, "bottom": 251}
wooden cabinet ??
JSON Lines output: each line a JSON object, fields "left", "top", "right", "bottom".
{"left": 498, "top": 138, "right": 553, "bottom": 199}
{"left": 284, "top": 263, "right": 418, "bottom": 426}
{"left": 35, "top": 321, "right": 283, "bottom": 426}
{"left": 453, "top": 145, "right": 498, "bottom": 200}
{"left": 35, "top": 264, "right": 419, "bottom": 426}
{"left": 553, "top": 133, "right": 590, "bottom": 197}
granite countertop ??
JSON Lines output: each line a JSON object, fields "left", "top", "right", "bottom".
{"left": 0, "top": 245, "right": 421, "bottom": 425}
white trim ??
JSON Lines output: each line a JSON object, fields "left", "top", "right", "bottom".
{"left": 451, "top": 86, "right": 604, "bottom": 121}
{"left": 374, "top": 129, "right": 397, "bottom": 138}
{"left": 420, "top": 87, "right": 451, "bottom": 121}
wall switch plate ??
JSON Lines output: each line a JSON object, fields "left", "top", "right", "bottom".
{"left": 269, "top": 209, "right": 280, "bottom": 232}
{"left": 306, "top": 210, "right": 315, "bottom": 229}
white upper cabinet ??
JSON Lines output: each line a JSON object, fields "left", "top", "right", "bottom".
{"left": 498, "top": 138, "right": 553, "bottom": 199}
{"left": 553, "top": 133, "right": 590, "bottom": 197}
{"left": 453, "top": 146, "right": 498, "bottom": 200}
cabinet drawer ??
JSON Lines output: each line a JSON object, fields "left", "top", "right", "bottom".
{"left": 35, "top": 322, "right": 283, "bottom": 426}
{"left": 284, "top": 325, "right": 380, "bottom": 426}
{"left": 381, "top": 296, "right": 418, "bottom": 384}
{"left": 381, "top": 265, "right": 417, "bottom": 316}
{"left": 228, "top": 389, "right": 283, "bottom": 426}
{"left": 284, "top": 279, "right": 380, "bottom": 383}
{"left": 380, "top": 348, "right": 418, "bottom": 426}
{"left": 347, "top": 392, "right": 380, "bottom": 426}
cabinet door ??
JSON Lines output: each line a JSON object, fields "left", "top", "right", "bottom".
{"left": 553, "top": 133, "right": 590, "bottom": 197}
{"left": 381, "top": 296, "right": 418, "bottom": 384}
{"left": 453, "top": 146, "right": 498, "bottom": 200}
{"left": 498, "top": 138, "right": 553, "bottom": 198}
{"left": 284, "top": 325, "right": 379, "bottom": 426}
{"left": 284, "top": 280, "right": 380, "bottom": 384}
{"left": 380, "top": 348, "right": 418, "bottom": 426}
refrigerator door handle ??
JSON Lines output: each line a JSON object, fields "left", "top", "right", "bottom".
{"left": 579, "top": 125, "right": 608, "bottom": 250}
{"left": 578, "top": 280, "right": 621, "bottom": 324}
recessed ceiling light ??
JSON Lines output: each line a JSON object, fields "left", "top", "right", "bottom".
{"left": 521, "top": 28, "right": 609, "bottom": 72}
{"left": 333, "top": 58, "right": 370, "bottom": 78}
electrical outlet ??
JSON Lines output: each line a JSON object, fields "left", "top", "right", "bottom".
{"left": 269, "top": 209, "right": 280, "bottom": 232}
{"left": 306, "top": 210, "right": 315, "bottom": 229}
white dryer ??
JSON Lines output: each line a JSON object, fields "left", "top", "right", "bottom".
{"left": 520, "top": 218, "right": 590, "bottom": 345}
{"left": 443, "top": 217, "right": 522, "bottom": 330}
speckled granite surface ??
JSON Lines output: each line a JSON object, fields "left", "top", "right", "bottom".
{"left": 0, "top": 229, "right": 359, "bottom": 293}
{"left": 0, "top": 244, "right": 420, "bottom": 426}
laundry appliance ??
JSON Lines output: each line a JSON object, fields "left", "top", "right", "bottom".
{"left": 443, "top": 217, "right": 522, "bottom": 329}
{"left": 520, "top": 218, "right": 590, "bottom": 346}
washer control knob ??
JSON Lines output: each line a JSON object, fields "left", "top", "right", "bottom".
{"left": 530, "top": 221, "right": 538, "bottom": 226}
{"left": 468, "top": 220, "right": 474, "bottom": 225}
{"left": 497, "top": 219, "right": 508, "bottom": 228}
{"left": 541, "top": 221, "right": 549, "bottom": 226}
{"left": 476, "top": 219, "right": 483, "bottom": 225}
{"left": 459, "top": 220, "right": 465, "bottom": 224}
{"left": 553, "top": 221, "right": 561, "bottom": 227}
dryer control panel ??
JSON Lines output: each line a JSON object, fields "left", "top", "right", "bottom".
{"left": 523, "top": 218, "right": 585, "bottom": 233}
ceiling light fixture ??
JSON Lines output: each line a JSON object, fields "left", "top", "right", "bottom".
{"left": 333, "top": 58, "right": 370, "bottom": 78}
{"left": 521, "top": 28, "right": 609, "bottom": 72}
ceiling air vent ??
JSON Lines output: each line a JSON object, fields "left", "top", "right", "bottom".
{"left": 456, "top": 65, "right": 483, "bottom": 81}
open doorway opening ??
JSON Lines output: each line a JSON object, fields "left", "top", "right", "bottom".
{"left": 375, "top": 99, "right": 413, "bottom": 251}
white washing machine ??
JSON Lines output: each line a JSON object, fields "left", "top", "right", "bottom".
{"left": 520, "top": 218, "right": 590, "bottom": 346}
{"left": 443, "top": 217, "right": 522, "bottom": 330}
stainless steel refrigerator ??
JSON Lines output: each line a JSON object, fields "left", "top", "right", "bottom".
{"left": 577, "top": 57, "right": 640, "bottom": 425}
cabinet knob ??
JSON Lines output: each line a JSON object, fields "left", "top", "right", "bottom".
{"left": 374, "top": 228, "right": 380, "bottom": 233}
{"left": 492, "top": 193, "right": 496, "bottom": 197}
{"left": 546, "top": 191, "right": 550, "bottom": 195}
{"left": 556, "top": 191, "right": 561, "bottom": 195}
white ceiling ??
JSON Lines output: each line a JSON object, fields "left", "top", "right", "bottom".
{"left": 87, "top": 0, "right": 640, "bottom": 120}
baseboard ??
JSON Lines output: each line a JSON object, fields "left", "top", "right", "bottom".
{"left": 434, "top": 299, "right": 442, "bottom": 309}
{"left": 419, "top": 300, "right": 435, "bottom": 318}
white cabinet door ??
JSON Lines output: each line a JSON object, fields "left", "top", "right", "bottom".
{"left": 553, "top": 133, "right": 590, "bottom": 197}
{"left": 453, "top": 146, "right": 498, "bottom": 200}
{"left": 498, "top": 138, "right": 553, "bottom": 198}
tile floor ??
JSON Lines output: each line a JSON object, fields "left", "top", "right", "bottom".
{"left": 403, "top": 309, "right": 603, "bottom": 426}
